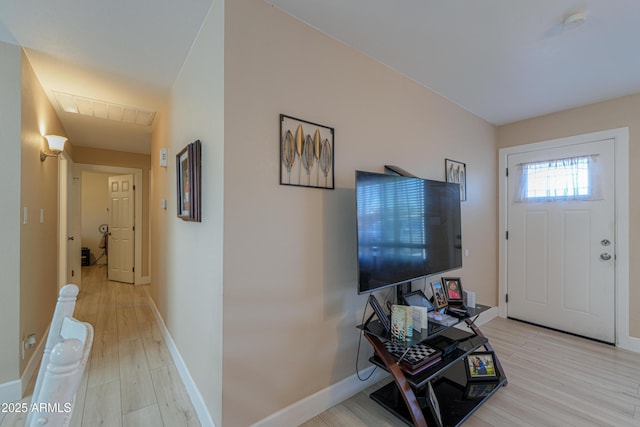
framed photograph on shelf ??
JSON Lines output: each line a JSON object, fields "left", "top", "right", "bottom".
{"left": 367, "top": 294, "right": 390, "bottom": 333}
{"left": 445, "top": 158, "right": 466, "bottom": 201}
{"left": 176, "top": 139, "right": 202, "bottom": 222}
{"left": 427, "top": 381, "right": 443, "bottom": 427}
{"left": 280, "top": 114, "right": 334, "bottom": 189}
{"left": 402, "top": 289, "right": 435, "bottom": 312}
{"left": 465, "top": 351, "right": 498, "bottom": 381}
{"left": 430, "top": 281, "right": 448, "bottom": 309}
{"left": 442, "top": 277, "right": 464, "bottom": 305}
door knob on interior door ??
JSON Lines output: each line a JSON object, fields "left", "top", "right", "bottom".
{"left": 600, "top": 253, "right": 612, "bottom": 261}
{"left": 68, "top": 236, "right": 74, "bottom": 241}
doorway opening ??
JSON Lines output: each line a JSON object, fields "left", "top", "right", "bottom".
{"left": 72, "top": 163, "right": 146, "bottom": 285}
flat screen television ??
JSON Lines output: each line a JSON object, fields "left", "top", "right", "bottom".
{"left": 356, "top": 170, "right": 462, "bottom": 294}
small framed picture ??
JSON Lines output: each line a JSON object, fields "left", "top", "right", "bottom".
{"left": 465, "top": 351, "right": 498, "bottom": 381}
{"left": 427, "top": 381, "right": 443, "bottom": 427}
{"left": 176, "top": 140, "right": 202, "bottom": 222}
{"left": 430, "top": 281, "right": 448, "bottom": 309}
{"left": 445, "top": 158, "right": 466, "bottom": 201}
{"left": 464, "top": 381, "right": 499, "bottom": 399}
{"left": 402, "top": 289, "right": 435, "bottom": 312}
{"left": 442, "top": 277, "right": 464, "bottom": 304}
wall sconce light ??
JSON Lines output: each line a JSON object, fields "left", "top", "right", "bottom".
{"left": 40, "top": 135, "right": 68, "bottom": 161}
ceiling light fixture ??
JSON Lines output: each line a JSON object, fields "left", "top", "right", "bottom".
{"left": 40, "top": 135, "right": 68, "bottom": 162}
{"left": 563, "top": 11, "right": 586, "bottom": 31}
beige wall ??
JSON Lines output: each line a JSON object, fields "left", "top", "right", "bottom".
{"left": 19, "top": 51, "right": 66, "bottom": 375}
{"left": 81, "top": 172, "right": 112, "bottom": 263}
{"left": 150, "top": 1, "right": 497, "bottom": 424}
{"left": 0, "top": 42, "right": 22, "bottom": 391}
{"left": 73, "top": 146, "right": 151, "bottom": 277}
{"left": 150, "top": 1, "right": 224, "bottom": 425}
{"left": 497, "top": 94, "right": 640, "bottom": 338}
{"left": 222, "top": 1, "right": 497, "bottom": 425}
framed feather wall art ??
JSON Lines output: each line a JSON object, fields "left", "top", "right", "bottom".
{"left": 280, "top": 114, "right": 334, "bottom": 189}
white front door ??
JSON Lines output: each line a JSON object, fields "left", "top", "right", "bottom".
{"left": 108, "top": 174, "right": 135, "bottom": 283}
{"left": 506, "top": 138, "right": 615, "bottom": 343}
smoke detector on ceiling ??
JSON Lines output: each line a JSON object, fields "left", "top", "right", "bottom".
{"left": 563, "top": 11, "right": 587, "bottom": 31}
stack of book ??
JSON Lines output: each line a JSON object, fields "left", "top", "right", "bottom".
{"left": 383, "top": 341, "right": 442, "bottom": 376}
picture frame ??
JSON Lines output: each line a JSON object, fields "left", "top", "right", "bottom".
{"left": 176, "top": 139, "right": 202, "bottom": 222}
{"left": 442, "top": 277, "right": 464, "bottom": 305}
{"left": 465, "top": 351, "right": 498, "bottom": 381}
{"left": 430, "top": 281, "right": 448, "bottom": 309}
{"left": 427, "top": 381, "right": 443, "bottom": 427}
{"left": 445, "top": 158, "right": 466, "bottom": 201}
{"left": 464, "top": 381, "right": 500, "bottom": 400}
{"left": 402, "top": 289, "right": 435, "bottom": 312}
{"left": 367, "top": 294, "right": 390, "bottom": 333}
{"left": 280, "top": 114, "right": 334, "bottom": 189}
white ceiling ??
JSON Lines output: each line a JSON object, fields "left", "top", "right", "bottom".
{"left": 0, "top": 0, "right": 213, "bottom": 154}
{"left": 1, "top": 1, "right": 639, "bottom": 155}
{"left": 268, "top": 0, "right": 640, "bottom": 125}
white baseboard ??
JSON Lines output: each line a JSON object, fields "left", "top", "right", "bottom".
{"left": 618, "top": 335, "right": 640, "bottom": 353}
{"left": 0, "top": 380, "right": 21, "bottom": 405}
{"left": 137, "top": 276, "right": 151, "bottom": 285}
{"left": 146, "top": 296, "right": 215, "bottom": 427}
{"left": 251, "top": 366, "right": 389, "bottom": 427}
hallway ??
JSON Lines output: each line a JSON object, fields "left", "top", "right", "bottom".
{"left": 1, "top": 265, "right": 200, "bottom": 427}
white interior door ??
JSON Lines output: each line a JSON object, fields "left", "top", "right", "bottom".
{"left": 67, "top": 157, "right": 81, "bottom": 287}
{"left": 58, "top": 153, "right": 80, "bottom": 288}
{"left": 108, "top": 174, "right": 135, "bottom": 283}
{"left": 58, "top": 155, "right": 69, "bottom": 289}
{"left": 506, "top": 138, "right": 615, "bottom": 343}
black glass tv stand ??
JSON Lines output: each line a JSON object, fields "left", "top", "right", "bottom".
{"left": 357, "top": 304, "right": 507, "bottom": 427}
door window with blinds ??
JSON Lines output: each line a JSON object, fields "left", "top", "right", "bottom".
{"left": 514, "top": 155, "right": 602, "bottom": 202}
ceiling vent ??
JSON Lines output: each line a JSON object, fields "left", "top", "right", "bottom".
{"left": 52, "top": 91, "right": 156, "bottom": 126}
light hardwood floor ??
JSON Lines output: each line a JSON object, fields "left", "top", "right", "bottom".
{"left": 302, "top": 317, "right": 640, "bottom": 427}
{"left": 0, "top": 265, "right": 200, "bottom": 427}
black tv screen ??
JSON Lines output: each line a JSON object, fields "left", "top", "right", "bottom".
{"left": 356, "top": 170, "right": 462, "bottom": 294}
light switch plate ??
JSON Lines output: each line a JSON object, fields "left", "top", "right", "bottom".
{"left": 160, "top": 148, "right": 168, "bottom": 167}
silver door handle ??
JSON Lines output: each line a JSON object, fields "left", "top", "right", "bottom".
{"left": 600, "top": 253, "right": 612, "bottom": 261}
{"left": 601, "top": 239, "right": 611, "bottom": 246}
